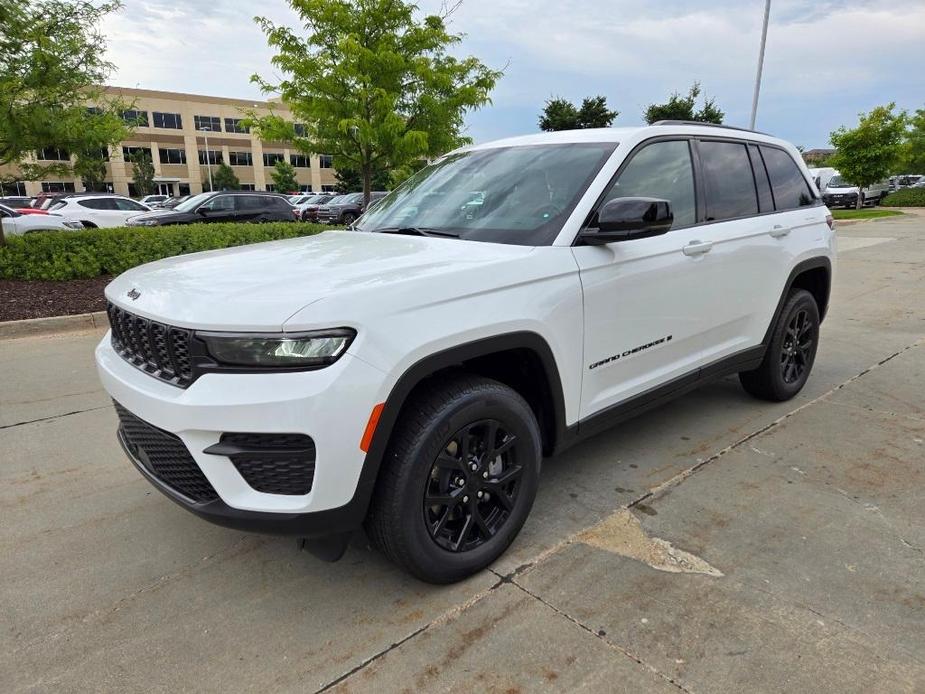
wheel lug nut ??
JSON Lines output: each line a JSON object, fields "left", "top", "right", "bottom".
{"left": 470, "top": 463, "right": 478, "bottom": 471}
{"left": 463, "top": 495, "right": 469, "bottom": 503}
{"left": 482, "top": 471, "right": 488, "bottom": 479}
{"left": 477, "top": 491, "right": 484, "bottom": 499}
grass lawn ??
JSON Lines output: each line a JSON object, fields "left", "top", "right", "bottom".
{"left": 830, "top": 209, "right": 904, "bottom": 221}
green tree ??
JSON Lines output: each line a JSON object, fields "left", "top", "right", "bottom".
{"left": 0, "top": 1, "right": 128, "bottom": 180}
{"left": 829, "top": 103, "right": 907, "bottom": 209}
{"left": 897, "top": 106, "right": 925, "bottom": 174}
{"left": 270, "top": 160, "right": 299, "bottom": 192}
{"left": 334, "top": 163, "right": 391, "bottom": 193}
{"left": 643, "top": 82, "right": 724, "bottom": 125}
{"left": 539, "top": 95, "right": 618, "bottom": 131}
{"left": 130, "top": 151, "right": 156, "bottom": 196}
{"left": 212, "top": 162, "right": 241, "bottom": 190}
{"left": 74, "top": 147, "right": 109, "bottom": 191}
{"left": 251, "top": 0, "right": 501, "bottom": 207}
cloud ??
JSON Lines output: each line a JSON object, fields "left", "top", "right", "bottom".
{"left": 101, "top": 0, "right": 925, "bottom": 148}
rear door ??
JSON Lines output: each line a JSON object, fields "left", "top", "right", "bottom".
{"left": 689, "top": 139, "right": 782, "bottom": 364}
{"left": 573, "top": 138, "right": 711, "bottom": 418}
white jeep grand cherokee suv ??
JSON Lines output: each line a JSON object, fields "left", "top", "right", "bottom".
{"left": 96, "top": 122, "right": 835, "bottom": 583}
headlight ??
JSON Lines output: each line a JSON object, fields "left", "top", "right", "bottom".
{"left": 197, "top": 329, "right": 355, "bottom": 369}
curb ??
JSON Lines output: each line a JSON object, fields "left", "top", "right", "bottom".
{"left": 0, "top": 311, "right": 107, "bottom": 341}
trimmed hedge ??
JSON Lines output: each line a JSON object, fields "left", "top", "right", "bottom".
{"left": 0, "top": 222, "right": 327, "bottom": 281}
{"left": 882, "top": 188, "right": 925, "bottom": 207}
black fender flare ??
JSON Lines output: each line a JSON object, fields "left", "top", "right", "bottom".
{"left": 762, "top": 256, "right": 832, "bottom": 347}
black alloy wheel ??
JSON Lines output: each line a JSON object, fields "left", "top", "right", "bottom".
{"left": 424, "top": 419, "right": 523, "bottom": 553}
{"left": 739, "top": 288, "right": 820, "bottom": 401}
{"left": 780, "top": 309, "right": 814, "bottom": 385}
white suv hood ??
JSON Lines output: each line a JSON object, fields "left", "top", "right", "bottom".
{"left": 105, "top": 230, "right": 535, "bottom": 331}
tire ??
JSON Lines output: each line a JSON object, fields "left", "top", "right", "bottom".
{"left": 739, "top": 289, "right": 820, "bottom": 401}
{"left": 342, "top": 212, "right": 357, "bottom": 225}
{"left": 81, "top": 221, "right": 97, "bottom": 228}
{"left": 365, "top": 373, "right": 542, "bottom": 583}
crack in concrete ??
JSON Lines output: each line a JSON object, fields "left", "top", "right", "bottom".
{"left": 503, "top": 572, "right": 694, "bottom": 693}
{"left": 0, "top": 405, "right": 110, "bottom": 431}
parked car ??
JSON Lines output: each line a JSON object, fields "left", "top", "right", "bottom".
{"left": 295, "top": 194, "right": 335, "bottom": 221}
{"left": 155, "top": 195, "right": 192, "bottom": 210}
{"left": 807, "top": 167, "right": 836, "bottom": 195}
{"left": 892, "top": 174, "right": 923, "bottom": 191}
{"left": 911, "top": 178, "right": 925, "bottom": 189}
{"left": 125, "top": 191, "right": 297, "bottom": 226}
{"left": 316, "top": 191, "right": 388, "bottom": 225}
{"left": 0, "top": 196, "right": 34, "bottom": 209}
{"left": 140, "top": 194, "right": 169, "bottom": 207}
{"left": 822, "top": 174, "right": 888, "bottom": 208}
{"left": 98, "top": 123, "right": 835, "bottom": 583}
{"left": 0, "top": 203, "right": 84, "bottom": 235}
{"left": 47, "top": 195, "right": 151, "bottom": 228}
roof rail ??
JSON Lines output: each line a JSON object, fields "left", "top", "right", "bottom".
{"left": 652, "top": 120, "right": 768, "bottom": 135}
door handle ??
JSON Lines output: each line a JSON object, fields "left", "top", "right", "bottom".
{"left": 682, "top": 240, "right": 713, "bottom": 256}
{"left": 769, "top": 224, "right": 791, "bottom": 238}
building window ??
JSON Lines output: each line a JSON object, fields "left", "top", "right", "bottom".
{"left": 194, "top": 115, "right": 221, "bottom": 132}
{"left": 293, "top": 123, "right": 306, "bottom": 137}
{"left": 37, "top": 147, "right": 70, "bottom": 161}
{"left": 159, "top": 148, "right": 187, "bottom": 165}
{"left": 240, "top": 183, "right": 256, "bottom": 191}
{"left": 228, "top": 151, "right": 253, "bottom": 166}
{"left": 299, "top": 184, "right": 313, "bottom": 192}
{"left": 225, "top": 118, "right": 250, "bottom": 134}
{"left": 1, "top": 181, "right": 27, "bottom": 196}
{"left": 87, "top": 147, "right": 109, "bottom": 160}
{"left": 290, "top": 153, "right": 310, "bottom": 168}
{"left": 152, "top": 112, "right": 183, "bottom": 129}
{"left": 121, "top": 109, "right": 149, "bottom": 127}
{"left": 321, "top": 184, "right": 336, "bottom": 192}
{"left": 265, "top": 184, "right": 277, "bottom": 192}
{"left": 319, "top": 154, "right": 333, "bottom": 169}
{"left": 263, "top": 152, "right": 284, "bottom": 167}
{"left": 41, "top": 181, "right": 76, "bottom": 193}
{"left": 198, "top": 149, "right": 223, "bottom": 165}
{"left": 122, "top": 146, "right": 152, "bottom": 161}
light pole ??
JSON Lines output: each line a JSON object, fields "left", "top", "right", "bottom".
{"left": 749, "top": 0, "right": 772, "bottom": 130}
{"left": 201, "top": 126, "right": 214, "bottom": 192}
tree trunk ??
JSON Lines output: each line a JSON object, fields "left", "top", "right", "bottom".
{"left": 856, "top": 189, "right": 863, "bottom": 210}
{"left": 362, "top": 164, "right": 372, "bottom": 210}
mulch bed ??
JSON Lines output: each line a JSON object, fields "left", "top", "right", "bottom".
{"left": 0, "top": 277, "right": 112, "bottom": 322}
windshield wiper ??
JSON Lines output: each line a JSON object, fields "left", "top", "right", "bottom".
{"left": 370, "top": 226, "right": 460, "bottom": 238}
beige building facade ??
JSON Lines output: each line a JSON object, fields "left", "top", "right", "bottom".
{"left": 0, "top": 86, "right": 337, "bottom": 198}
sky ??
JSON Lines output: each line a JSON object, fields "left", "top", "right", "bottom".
{"left": 100, "top": 0, "right": 925, "bottom": 150}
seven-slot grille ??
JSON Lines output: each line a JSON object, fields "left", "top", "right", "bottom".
{"left": 114, "top": 401, "right": 219, "bottom": 503}
{"left": 107, "top": 302, "right": 193, "bottom": 386}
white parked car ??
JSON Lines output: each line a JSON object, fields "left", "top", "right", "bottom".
{"left": 140, "top": 194, "right": 169, "bottom": 207}
{"left": 47, "top": 195, "right": 151, "bottom": 228}
{"left": 97, "top": 123, "right": 836, "bottom": 583}
{"left": 0, "top": 204, "right": 84, "bottom": 236}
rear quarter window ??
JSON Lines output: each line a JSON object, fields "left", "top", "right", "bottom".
{"left": 759, "top": 146, "right": 816, "bottom": 210}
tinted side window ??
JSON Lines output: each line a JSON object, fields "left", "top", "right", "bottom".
{"left": 201, "top": 196, "right": 235, "bottom": 211}
{"left": 748, "top": 144, "right": 774, "bottom": 213}
{"left": 238, "top": 196, "right": 267, "bottom": 211}
{"left": 115, "top": 199, "right": 147, "bottom": 211}
{"left": 699, "top": 141, "right": 758, "bottom": 221}
{"left": 760, "top": 146, "right": 815, "bottom": 210}
{"left": 79, "top": 198, "right": 116, "bottom": 210}
{"left": 600, "top": 140, "right": 696, "bottom": 229}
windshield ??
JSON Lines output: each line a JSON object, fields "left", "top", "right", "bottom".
{"left": 827, "top": 176, "right": 853, "bottom": 188}
{"left": 355, "top": 143, "right": 617, "bottom": 245}
{"left": 325, "top": 195, "right": 348, "bottom": 205}
{"left": 173, "top": 192, "right": 214, "bottom": 212}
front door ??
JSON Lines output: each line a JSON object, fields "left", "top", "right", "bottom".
{"left": 573, "top": 138, "right": 710, "bottom": 420}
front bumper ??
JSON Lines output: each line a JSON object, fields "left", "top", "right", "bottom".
{"left": 96, "top": 333, "right": 387, "bottom": 536}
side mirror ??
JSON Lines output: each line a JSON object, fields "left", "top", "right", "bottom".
{"left": 196, "top": 206, "right": 209, "bottom": 215}
{"left": 579, "top": 197, "right": 673, "bottom": 245}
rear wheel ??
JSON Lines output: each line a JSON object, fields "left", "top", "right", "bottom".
{"left": 739, "top": 289, "right": 819, "bottom": 401}
{"left": 365, "top": 374, "right": 541, "bottom": 583}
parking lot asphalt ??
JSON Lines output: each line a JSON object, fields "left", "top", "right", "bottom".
{"left": 2, "top": 213, "right": 924, "bottom": 693}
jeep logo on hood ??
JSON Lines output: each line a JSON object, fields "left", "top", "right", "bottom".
{"left": 127, "top": 288, "right": 141, "bottom": 301}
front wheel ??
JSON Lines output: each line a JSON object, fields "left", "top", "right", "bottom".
{"left": 365, "top": 374, "right": 541, "bottom": 583}
{"left": 342, "top": 212, "right": 357, "bottom": 225}
{"left": 739, "top": 289, "right": 820, "bottom": 401}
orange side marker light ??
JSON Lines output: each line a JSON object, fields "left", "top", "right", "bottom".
{"left": 360, "top": 403, "right": 385, "bottom": 452}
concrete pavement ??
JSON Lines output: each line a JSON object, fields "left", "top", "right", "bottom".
{"left": 1, "top": 214, "right": 923, "bottom": 692}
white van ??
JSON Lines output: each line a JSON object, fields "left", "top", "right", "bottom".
{"left": 808, "top": 167, "right": 837, "bottom": 194}
{"left": 821, "top": 172, "right": 889, "bottom": 208}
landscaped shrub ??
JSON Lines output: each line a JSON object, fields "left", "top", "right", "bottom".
{"left": 881, "top": 188, "right": 925, "bottom": 207}
{"left": 0, "top": 222, "right": 327, "bottom": 281}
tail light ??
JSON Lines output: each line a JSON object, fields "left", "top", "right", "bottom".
{"left": 825, "top": 214, "right": 834, "bottom": 231}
